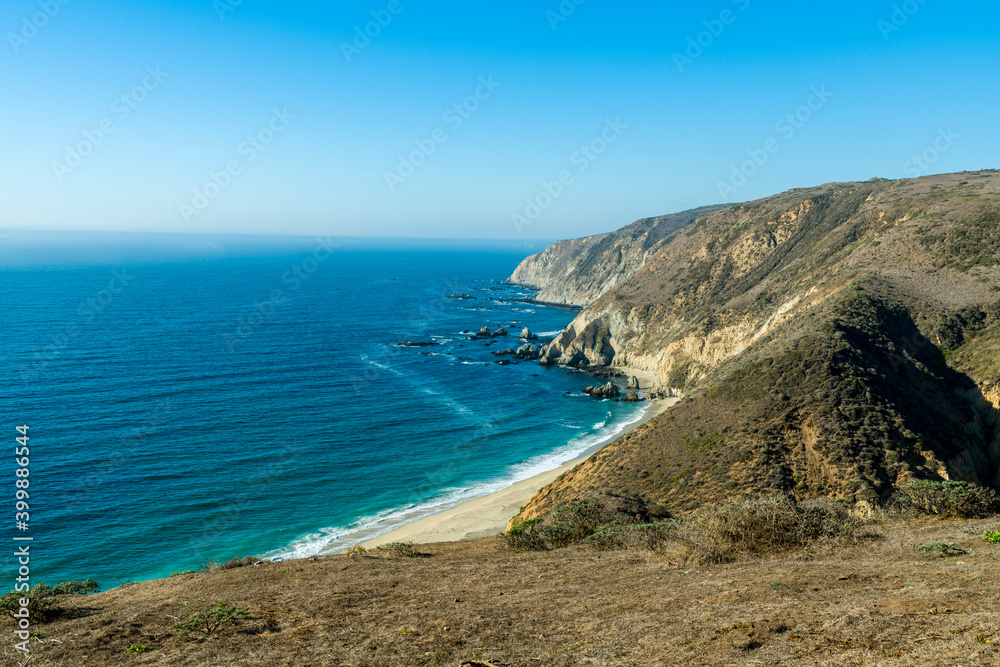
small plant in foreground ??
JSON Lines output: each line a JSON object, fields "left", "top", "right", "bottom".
{"left": 983, "top": 531, "right": 1000, "bottom": 544}
{"left": 376, "top": 542, "right": 429, "bottom": 558}
{"left": 917, "top": 542, "right": 966, "bottom": 557}
{"left": 126, "top": 644, "right": 147, "bottom": 653}
{"left": 173, "top": 602, "right": 253, "bottom": 637}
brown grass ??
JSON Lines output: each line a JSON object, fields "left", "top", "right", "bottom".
{"left": 5, "top": 516, "right": 1000, "bottom": 666}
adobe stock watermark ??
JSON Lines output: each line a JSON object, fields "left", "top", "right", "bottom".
{"left": 214, "top": 0, "right": 243, "bottom": 21}
{"left": 673, "top": 0, "right": 751, "bottom": 73}
{"left": 179, "top": 107, "right": 294, "bottom": 223}
{"left": 878, "top": 0, "right": 929, "bottom": 40}
{"left": 717, "top": 85, "right": 833, "bottom": 200}
{"left": 546, "top": 0, "right": 586, "bottom": 30}
{"left": 224, "top": 236, "right": 338, "bottom": 352}
{"left": 341, "top": 0, "right": 409, "bottom": 63}
{"left": 52, "top": 66, "right": 169, "bottom": 183}
{"left": 902, "top": 128, "right": 959, "bottom": 177}
{"left": 8, "top": 0, "right": 71, "bottom": 54}
{"left": 385, "top": 76, "right": 501, "bottom": 192}
{"left": 512, "top": 117, "right": 628, "bottom": 234}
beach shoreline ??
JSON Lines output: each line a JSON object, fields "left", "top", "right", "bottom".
{"left": 355, "top": 367, "right": 676, "bottom": 550}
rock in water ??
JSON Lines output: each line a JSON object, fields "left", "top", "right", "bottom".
{"left": 583, "top": 382, "right": 620, "bottom": 398}
{"left": 622, "top": 391, "right": 642, "bottom": 403}
{"left": 514, "top": 344, "right": 542, "bottom": 360}
{"left": 520, "top": 327, "right": 538, "bottom": 340}
{"left": 627, "top": 376, "right": 640, "bottom": 390}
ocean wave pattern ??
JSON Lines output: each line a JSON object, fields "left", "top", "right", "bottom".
{"left": 0, "top": 240, "right": 646, "bottom": 587}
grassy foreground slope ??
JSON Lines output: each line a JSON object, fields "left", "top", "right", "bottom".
{"left": 8, "top": 517, "right": 1000, "bottom": 666}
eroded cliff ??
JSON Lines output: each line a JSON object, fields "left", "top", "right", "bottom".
{"left": 509, "top": 171, "right": 1000, "bottom": 524}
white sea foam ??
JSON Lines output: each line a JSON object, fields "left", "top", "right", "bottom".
{"left": 265, "top": 402, "right": 653, "bottom": 561}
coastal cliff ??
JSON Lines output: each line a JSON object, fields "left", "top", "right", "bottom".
{"left": 508, "top": 205, "right": 726, "bottom": 306}
{"left": 509, "top": 171, "right": 1000, "bottom": 523}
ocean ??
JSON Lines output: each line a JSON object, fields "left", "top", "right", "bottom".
{"left": 0, "top": 233, "right": 647, "bottom": 588}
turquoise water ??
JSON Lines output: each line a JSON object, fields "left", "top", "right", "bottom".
{"left": 0, "top": 234, "right": 645, "bottom": 588}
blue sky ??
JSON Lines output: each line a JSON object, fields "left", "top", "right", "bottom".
{"left": 0, "top": 1, "right": 997, "bottom": 240}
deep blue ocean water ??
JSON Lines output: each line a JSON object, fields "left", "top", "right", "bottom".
{"left": 0, "top": 234, "right": 646, "bottom": 588}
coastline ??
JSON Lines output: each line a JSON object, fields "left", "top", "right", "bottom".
{"left": 358, "top": 367, "right": 676, "bottom": 549}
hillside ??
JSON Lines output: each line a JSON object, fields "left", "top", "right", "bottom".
{"left": 508, "top": 205, "right": 727, "bottom": 306}
{"left": 11, "top": 517, "right": 1000, "bottom": 666}
{"left": 510, "top": 171, "right": 1000, "bottom": 524}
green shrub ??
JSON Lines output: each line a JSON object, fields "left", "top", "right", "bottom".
{"left": 503, "top": 518, "right": 548, "bottom": 551}
{"left": 126, "top": 644, "right": 147, "bottom": 653}
{"left": 895, "top": 480, "right": 1000, "bottom": 518}
{"left": 586, "top": 521, "right": 677, "bottom": 551}
{"left": 173, "top": 602, "right": 253, "bottom": 637}
{"left": 0, "top": 580, "right": 100, "bottom": 624}
{"left": 983, "top": 531, "right": 1000, "bottom": 544}
{"left": 51, "top": 580, "right": 100, "bottom": 596}
{"left": 0, "top": 586, "right": 55, "bottom": 622}
{"left": 504, "top": 489, "right": 671, "bottom": 552}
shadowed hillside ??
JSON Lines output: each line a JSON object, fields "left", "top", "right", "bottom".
{"left": 510, "top": 171, "right": 1000, "bottom": 525}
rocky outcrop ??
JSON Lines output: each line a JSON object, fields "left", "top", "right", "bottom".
{"left": 539, "top": 319, "right": 615, "bottom": 367}
{"left": 627, "top": 376, "right": 640, "bottom": 390}
{"left": 621, "top": 391, "right": 642, "bottom": 403}
{"left": 520, "top": 328, "right": 538, "bottom": 340}
{"left": 515, "top": 344, "right": 541, "bottom": 360}
{"left": 472, "top": 326, "right": 509, "bottom": 340}
{"left": 583, "top": 382, "right": 620, "bottom": 399}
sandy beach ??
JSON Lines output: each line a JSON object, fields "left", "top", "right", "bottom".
{"left": 360, "top": 367, "right": 676, "bottom": 549}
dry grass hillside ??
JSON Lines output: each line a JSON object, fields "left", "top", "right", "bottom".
{"left": 512, "top": 171, "right": 1000, "bottom": 526}
{"left": 6, "top": 514, "right": 1000, "bottom": 667}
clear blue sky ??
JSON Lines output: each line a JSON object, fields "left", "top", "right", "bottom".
{"left": 1, "top": 1, "right": 997, "bottom": 240}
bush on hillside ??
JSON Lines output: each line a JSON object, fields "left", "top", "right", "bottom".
{"left": 895, "top": 480, "right": 1000, "bottom": 518}
{"left": 505, "top": 489, "right": 671, "bottom": 552}
{"left": 675, "top": 496, "right": 866, "bottom": 563}
{"left": 0, "top": 580, "right": 101, "bottom": 623}
{"left": 507, "top": 493, "right": 871, "bottom": 563}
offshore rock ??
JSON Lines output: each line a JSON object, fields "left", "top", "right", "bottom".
{"left": 583, "top": 382, "right": 620, "bottom": 399}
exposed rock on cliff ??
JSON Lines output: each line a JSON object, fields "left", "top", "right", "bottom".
{"left": 539, "top": 318, "right": 615, "bottom": 366}
{"left": 508, "top": 205, "right": 727, "bottom": 306}
{"left": 509, "top": 171, "right": 1000, "bottom": 523}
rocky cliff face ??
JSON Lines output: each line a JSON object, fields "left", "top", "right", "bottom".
{"left": 509, "top": 171, "right": 1000, "bottom": 524}
{"left": 508, "top": 205, "right": 726, "bottom": 306}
